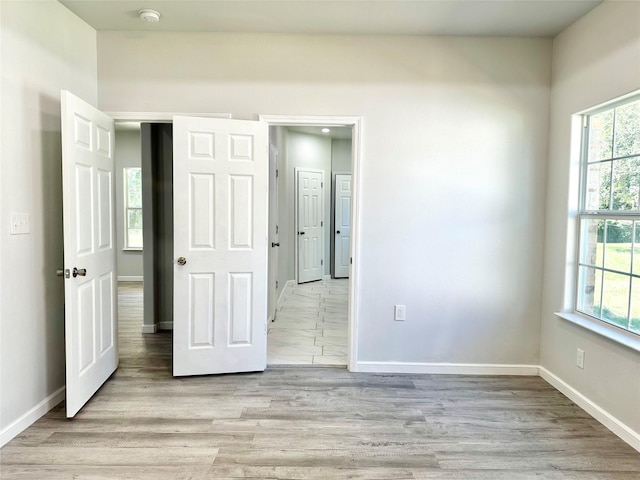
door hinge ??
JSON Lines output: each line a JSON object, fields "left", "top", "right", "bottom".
{"left": 321, "top": 182, "right": 324, "bottom": 188}
{"left": 276, "top": 280, "right": 278, "bottom": 289}
{"left": 321, "top": 259, "right": 323, "bottom": 266}
{"left": 276, "top": 225, "right": 279, "bottom": 234}
{"left": 276, "top": 169, "right": 279, "bottom": 178}
{"left": 321, "top": 221, "right": 323, "bottom": 227}
{"left": 350, "top": 257, "right": 352, "bottom": 265}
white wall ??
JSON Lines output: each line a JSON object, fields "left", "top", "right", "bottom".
{"left": 97, "top": 32, "right": 551, "bottom": 367}
{"left": 0, "top": 0, "right": 97, "bottom": 443}
{"left": 114, "top": 127, "right": 143, "bottom": 279}
{"left": 541, "top": 1, "right": 640, "bottom": 438}
{"left": 287, "top": 129, "right": 333, "bottom": 277}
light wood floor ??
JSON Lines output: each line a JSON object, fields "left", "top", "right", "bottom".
{"left": 1, "top": 283, "right": 639, "bottom": 479}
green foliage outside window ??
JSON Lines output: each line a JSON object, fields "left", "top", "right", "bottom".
{"left": 578, "top": 96, "right": 640, "bottom": 335}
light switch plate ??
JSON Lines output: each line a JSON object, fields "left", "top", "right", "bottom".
{"left": 394, "top": 305, "right": 406, "bottom": 321}
{"left": 10, "top": 213, "right": 30, "bottom": 235}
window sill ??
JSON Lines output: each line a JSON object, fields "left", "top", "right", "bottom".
{"left": 555, "top": 312, "right": 640, "bottom": 353}
{"left": 122, "top": 248, "right": 143, "bottom": 252}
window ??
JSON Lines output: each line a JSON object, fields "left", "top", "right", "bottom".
{"left": 124, "top": 167, "right": 143, "bottom": 249}
{"left": 576, "top": 95, "right": 640, "bottom": 335}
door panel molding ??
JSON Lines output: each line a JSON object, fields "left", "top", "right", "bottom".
{"left": 334, "top": 173, "right": 351, "bottom": 278}
{"left": 295, "top": 168, "right": 324, "bottom": 284}
{"left": 172, "top": 116, "right": 268, "bottom": 377}
{"left": 61, "top": 90, "right": 118, "bottom": 418}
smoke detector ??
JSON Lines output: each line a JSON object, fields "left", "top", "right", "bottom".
{"left": 139, "top": 9, "right": 161, "bottom": 23}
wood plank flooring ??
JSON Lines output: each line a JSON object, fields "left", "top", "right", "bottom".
{"left": 1, "top": 282, "right": 639, "bottom": 479}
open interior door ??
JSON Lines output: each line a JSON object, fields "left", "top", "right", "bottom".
{"left": 61, "top": 91, "right": 118, "bottom": 417}
{"left": 268, "top": 144, "right": 279, "bottom": 322}
{"left": 334, "top": 174, "right": 351, "bottom": 278}
{"left": 172, "top": 116, "right": 268, "bottom": 376}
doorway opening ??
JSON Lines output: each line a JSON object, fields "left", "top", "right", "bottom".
{"left": 111, "top": 113, "right": 361, "bottom": 373}
{"left": 113, "top": 122, "right": 173, "bottom": 372}
{"left": 263, "top": 117, "right": 361, "bottom": 369}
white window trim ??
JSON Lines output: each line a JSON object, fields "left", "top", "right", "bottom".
{"left": 555, "top": 312, "right": 640, "bottom": 353}
{"left": 124, "top": 166, "right": 143, "bottom": 250}
{"left": 557, "top": 91, "right": 640, "bottom": 349}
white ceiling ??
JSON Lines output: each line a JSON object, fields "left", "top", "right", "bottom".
{"left": 289, "top": 126, "right": 352, "bottom": 140}
{"left": 59, "top": 0, "right": 603, "bottom": 37}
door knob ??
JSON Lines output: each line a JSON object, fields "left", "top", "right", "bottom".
{"left": 72, "top": 267, "right": 87, "bottom": 278}
{"left": 298, "top": 231, "right": 305, "bottom": 235}
{"left": 177, "top": 256, "right": 187, "bottom": 265}
{"left": 336, "top": 230, "right": 341, "bottom": 235}
{"left": 271, "top": 242, "right": 280, "bottom": 247}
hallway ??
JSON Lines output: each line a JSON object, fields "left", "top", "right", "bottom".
{"left": 268, "top": 279, "right": 349, "bottom": 366}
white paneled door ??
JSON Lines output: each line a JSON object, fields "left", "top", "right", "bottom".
{"left": 172, "top": 116, "right": 268, "bottom": 376}
{"left": 61, "top": 91, "right": 118, "bottom": 417}
{"left": 334, "top": 174, "right": 351, "bottom": 278}
{"left": 297, "top": 169, "right": 324, "bottom": 284}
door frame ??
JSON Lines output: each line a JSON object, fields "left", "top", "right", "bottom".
{"left": 294, "top": 167, "right": 325, "bottom": 284}
{"left": 260, "top": 115, "right": 362, "bottom": 372}
{"left": 107, "top": 112, "right": 363, "bottom": 372}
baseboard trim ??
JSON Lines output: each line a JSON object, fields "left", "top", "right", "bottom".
{"left": 539, "top": 366, "right": 640, "bottom": 453}
{"left": 158, "top": 321, "right": 173, "bottom": 330}
{"left": 0, "top": 386, "right": 65, "bottom": 447}
{"left": 141, "top": 324, "right": 157, "bottom": 334}
{"left": 355, "top": 361, "right": 539, "bottom": 376}
{"left": 276, "top": 280, "right": 295, "bottom": 307}
{"left": 118, "top": 276, "right": 143, "bottom": 282}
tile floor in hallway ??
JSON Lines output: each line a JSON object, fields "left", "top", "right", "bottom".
{"left": 267, "top": 278, "right": 348, "bottom": 366}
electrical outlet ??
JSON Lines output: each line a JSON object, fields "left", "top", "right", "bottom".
{"left": 394, "top": 305, "right": 406, "bottom": 321}
{"left": 576, "top": 348, "right": 585, "bottom": 369}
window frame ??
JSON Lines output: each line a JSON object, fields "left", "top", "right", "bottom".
{"left": 123, "top": 166, "right": 143, "bottom": 250}
{"left": 574, "top": 93, "right": 640, "bottom": 337}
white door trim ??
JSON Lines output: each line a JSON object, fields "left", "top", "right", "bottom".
{"left": 294, "top": 167, "right": 324, "bottom": 284}
{"left": 259, "top": 114, "right": 362, "bottom": 373}
{"left": 105, "top": 112, "right": 231, "bottom": 122}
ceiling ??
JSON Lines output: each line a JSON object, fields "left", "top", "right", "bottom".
{"left": 60, "top": 0, "right": 603, "bottom": 37}
{"left": 288, "top": 126, "right": 352, "bottom": 140}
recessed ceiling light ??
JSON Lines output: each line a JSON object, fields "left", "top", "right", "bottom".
{"left": 139, "top": 9, "right": 161, "bottom": 23}
{"left": 321, "top": 128, "right": 330, "bottom": 133}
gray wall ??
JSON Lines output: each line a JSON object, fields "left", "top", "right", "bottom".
{"left": 98, "top": 32, "right": 551, "bottom": 367}
{"left": 286, "top": 130, "right": 333, "bottom": 277}
{"left": 142, "top": 123, "right": 174, "bottom": 331}
{"left": 114, "top": 127, "right": 143, "bottom": 279}
{"left": 331, "top": 139, "right": 352, "bottom": 173}
{"left": 541, "top": 1, "right": 640, "bottom": 437}
{"left": 0, "top": 0, "right": 97, "bottom": 441}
